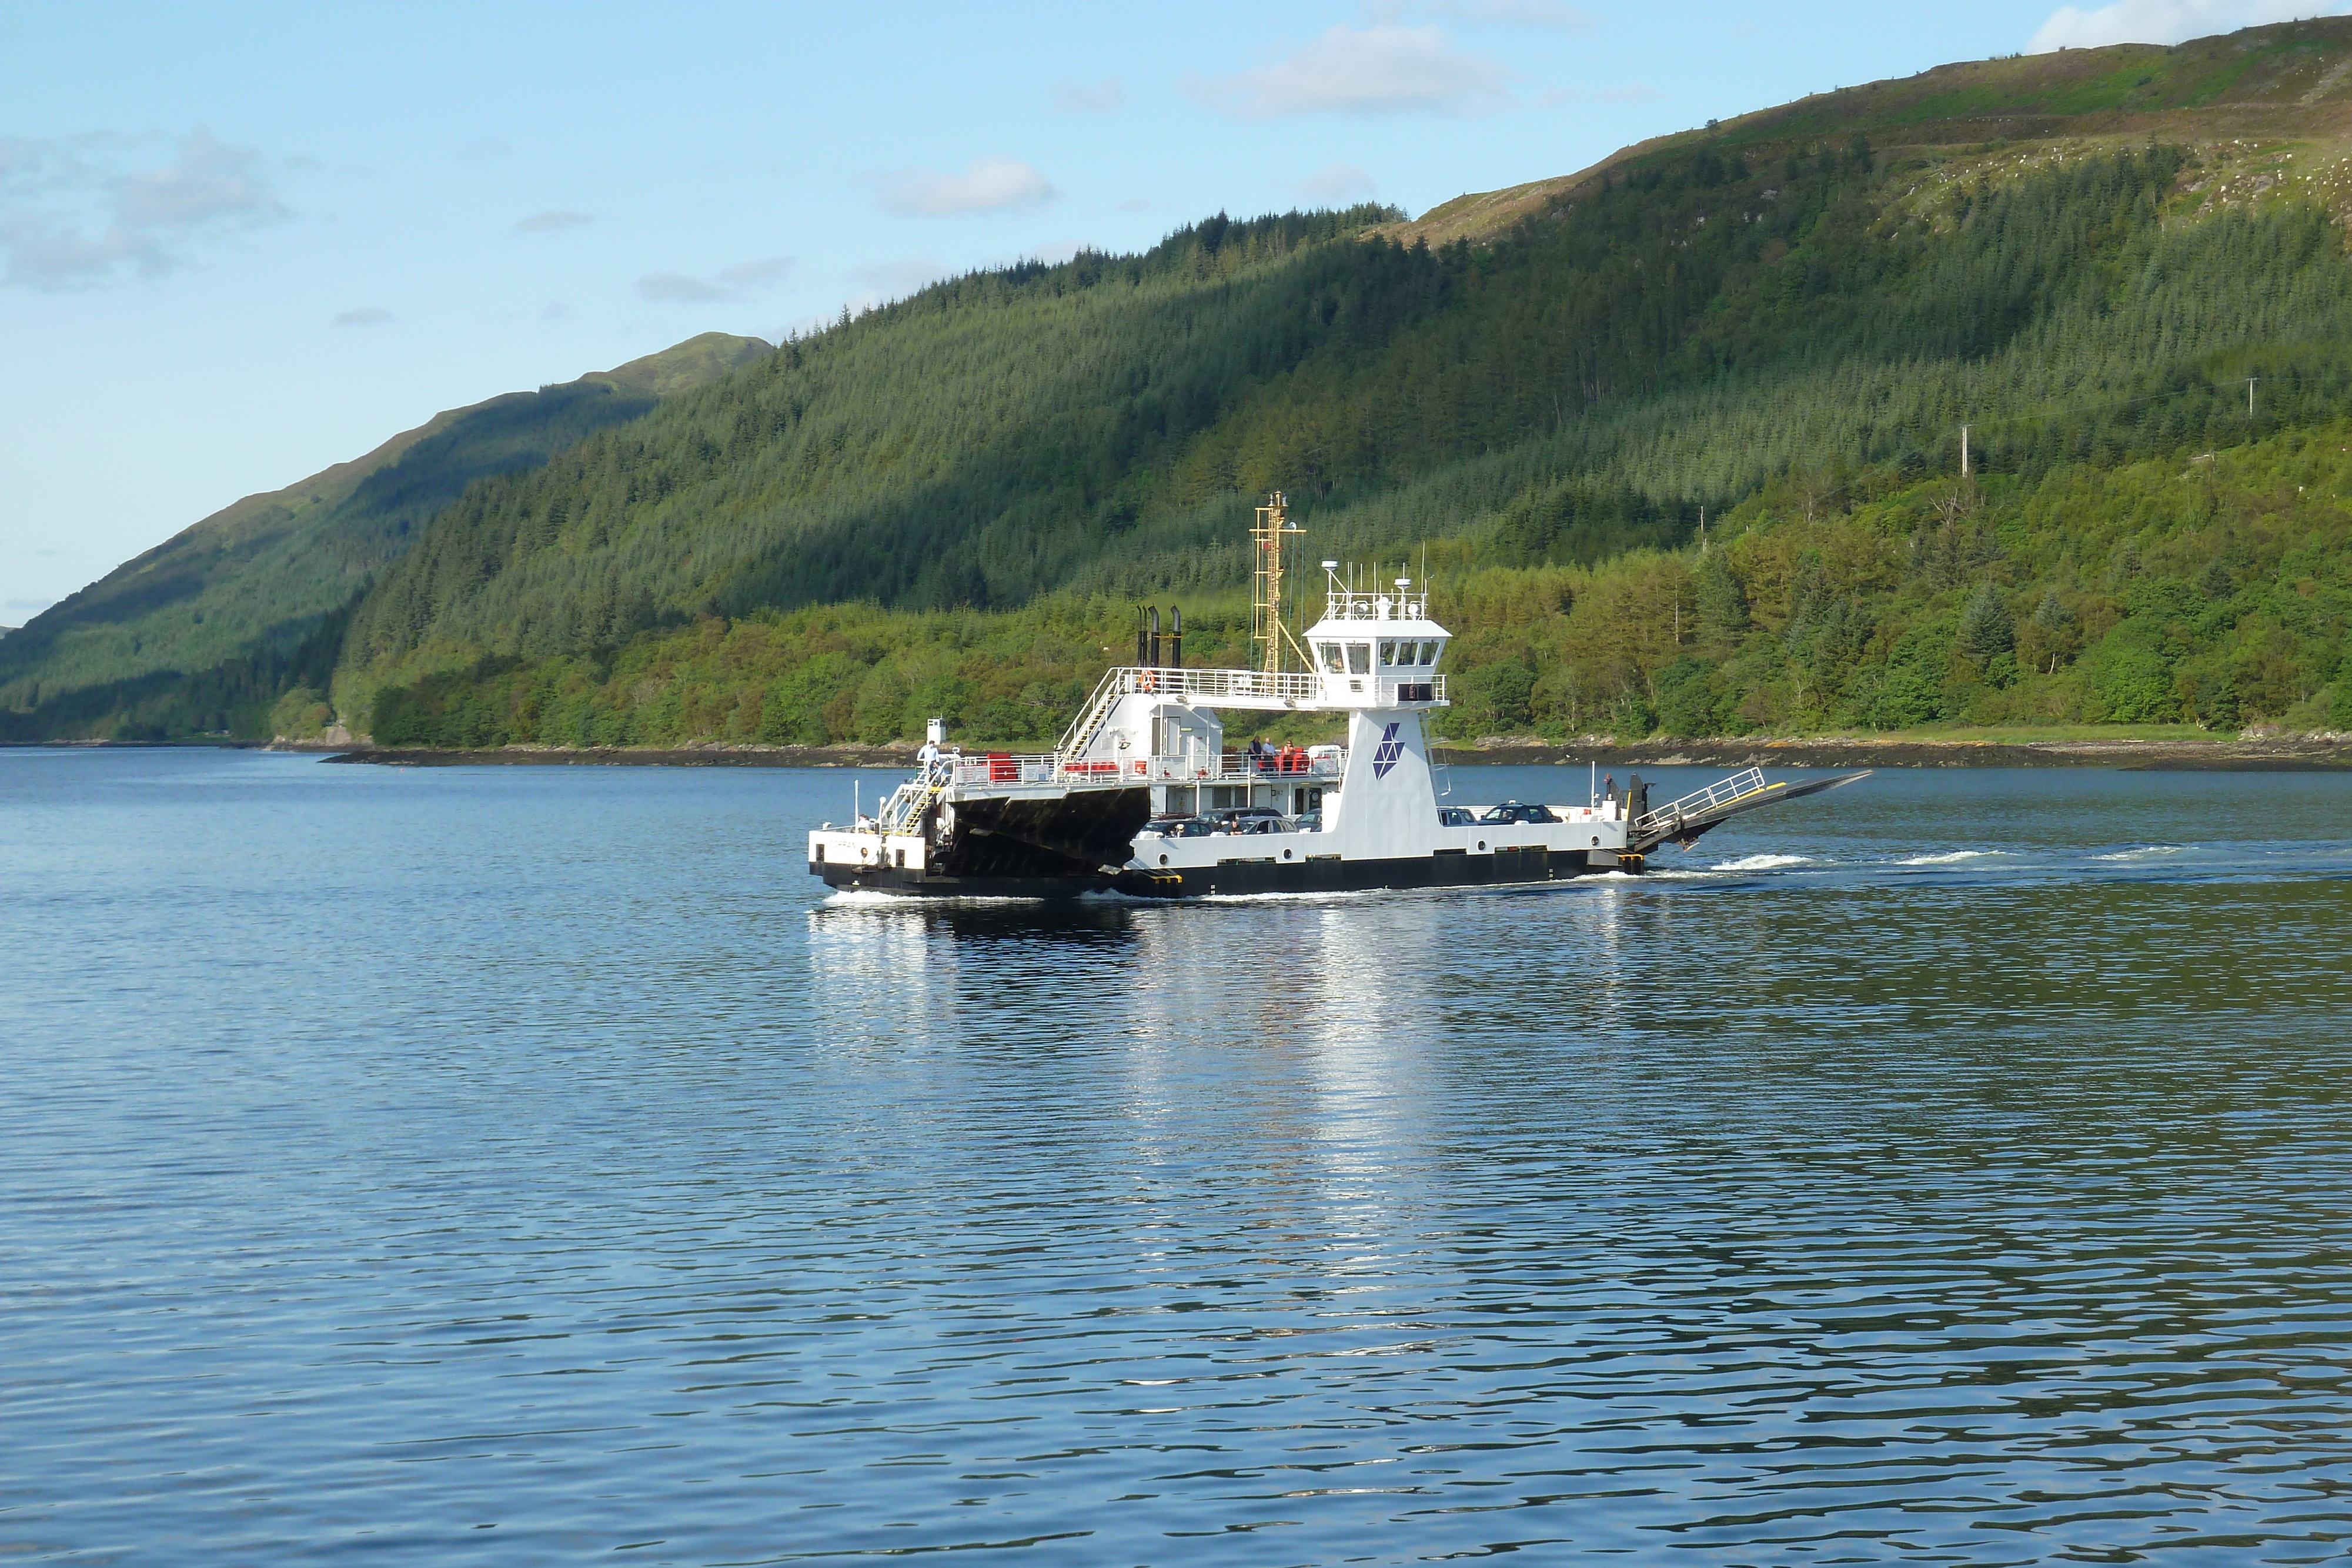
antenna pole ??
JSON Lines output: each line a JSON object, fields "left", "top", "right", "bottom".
{"left": 2249, "top": 376, "right": 2258, "bottom": 418}
{"left": 1960, "top": 423, "right": 1970, "bottom": 478}
{"left": 1252, "top": 491, "right": 1298, "bottom": 676}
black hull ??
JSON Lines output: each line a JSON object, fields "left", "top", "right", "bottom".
{"left": 814, "top": 847, "right": 1639, "bottom": 900}
{"left": 817, "top": 864, "right": 1118, "bottom": 898}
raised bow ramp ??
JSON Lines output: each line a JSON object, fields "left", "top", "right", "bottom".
{"left": 1627, "top": 768, "right": 1873, "bottom": 854}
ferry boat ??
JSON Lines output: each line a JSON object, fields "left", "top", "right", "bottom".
{"left": 809, "top": 496, "right": 1861, "bottom": 900}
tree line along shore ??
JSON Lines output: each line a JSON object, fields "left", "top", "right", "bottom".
{"left": 11, "top": 34, "right": 2352, "bottom": 751}
{"left": 271, "top": 731, "right": 2352, "bottom": 770}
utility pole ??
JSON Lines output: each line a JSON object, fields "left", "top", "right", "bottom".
{"left": 1960, "top": 423, "right": 1970, "bottom": 479}
{"left": 1698, "top": 505, "right": 1708, "bottom": 555}
{"left": 2249, "top": 376, "right": 2259, "bottom": 419}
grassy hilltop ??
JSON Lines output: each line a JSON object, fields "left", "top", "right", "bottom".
{"left": 0, "top": 333, "right": 767, "bottom": 741}
{"left": 11, "top": 18, "right": 2352, "bottom": 748}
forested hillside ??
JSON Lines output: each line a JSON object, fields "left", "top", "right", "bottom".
{"left": 14, "top": 19, "right": 2352, "bottom": 748}
{"left": 0, "top": 333, "right": 766, "bottom": 740}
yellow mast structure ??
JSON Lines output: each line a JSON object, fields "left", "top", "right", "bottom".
{"left": 1251, "top": 491, "right": 1312, "bottom": 675}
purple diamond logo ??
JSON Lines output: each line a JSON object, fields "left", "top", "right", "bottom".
{"left": 1371, "top": 722, "right": 1405, "bottom": 778}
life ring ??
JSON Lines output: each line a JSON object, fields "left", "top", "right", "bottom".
{"left": 1132, "top": 760, "right": 1147, "bottom": 775}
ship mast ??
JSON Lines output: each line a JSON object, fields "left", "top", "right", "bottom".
{"left": 1251, "top": 491, "right": 1309, "bottom": 675}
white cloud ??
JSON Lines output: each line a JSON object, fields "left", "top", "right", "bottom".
{"left": 1051, "top": 77, "right": 1124, "bottom": 112}
{"left": 1292, "top": 162, "right": 1380, "bottom": 201}
{"left": 0, "top": 128, "right": 288, "bottom": 289}
{"left": 637, "top": 272, "right": 729, "bottom": 303}
{"left": 717, "top": 256, "right": 794, "bottom": 290}
{"left": 1379, "top": 0, "right": 1593, "bottom": 26}
{"left": 2029, "top": 0, "right": 2345, "bottom": 50}
{"left": 877, "top": 156, "right": 1056, "bottom": 216}
{"left": 850, "top": 256, "right": 953, "bottom": 299}
{"left": 332, "top": 307, "right": 394, "bottom": 327}
{"left": 1185, "top": 25, "right": 1511, "bottom": 118}
{"left": 634, "top": 255, "right": 795, "bottom": 304}
{"left": 517, "top": 210, "right": 592, "bottom": 232}
{"left": 115, "top": 132, "right": 280, "bottom": 230}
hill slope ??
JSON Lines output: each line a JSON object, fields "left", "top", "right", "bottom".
{"left": 1384, "top": 17, "right": 2352, "bottom": 248}
{"left": 18, "top": 21, "right": 2352, "bottom": 751}
{"left": 329, "top": 21, "right": 2352, "bottom": 747}
{"left": 0, "top": 332, "right": 767, "bottom": 740}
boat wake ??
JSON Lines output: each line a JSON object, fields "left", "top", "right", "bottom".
{"left": 1710, "top": 852, "right": 1816, "bottom": 871}
{"left": 1895, "top": 849, "right": 2000, "bottom": 866}
{"left": 2093, "top": 844, "right": 2193, "bottom": 862}
{"left": 823, "top": 888, "right": 1050, "bottom": 907}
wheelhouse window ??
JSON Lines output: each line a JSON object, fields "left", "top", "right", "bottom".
{"left": 1378, "top": 640, "right": 1398, "bottom": 666}
{"left": 1346, "top": 643, "right": 1372, "bottom": 674}
{"left": 1318, "top": 643, "right": 1344, "bottom": 673}
{"left": 1420, "top": 640, "right": 1444, "bottom": 666}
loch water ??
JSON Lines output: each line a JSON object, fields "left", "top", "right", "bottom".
{"left": 5, "top": 746, "right": 2351, "bottom": 1566}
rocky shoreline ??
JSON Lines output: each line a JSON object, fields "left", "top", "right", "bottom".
{"left": 305, "top": 741, "right": 919, "bottom": 768}
{"left": 280, "top": 734, "right": 2352, "bottom": 771}
{"left": 1431, "top": 735, "right": 2352, "bottom": 771}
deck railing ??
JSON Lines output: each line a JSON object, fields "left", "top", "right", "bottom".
{"left": 1120, "top": 666, "right": 1325, "bottom": 706}
{"left": 1633, "top": 768, "right": 1769, "bottom": 835}
{"left": 1057, "top": 666, "right": 1321, "bottom": 761}
{"left": 1321, "top": 589, "right": 1431, "bottom": 621}
{"left": 1057, "top": 667, "right": 1446, "bottom": 761}
{"left": 943, "top": 749, "right": 1345, "bottom": 790}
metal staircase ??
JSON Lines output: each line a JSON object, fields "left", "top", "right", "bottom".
{"left": 876, "top": 760, "right": 952, "bottom": 835}
{"left": 1057, "top": 670, "right": 1127, "bottom": 764}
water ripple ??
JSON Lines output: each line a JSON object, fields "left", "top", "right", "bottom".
{"left": 3, "top": 751, "right": 2351, "bottom": 1564}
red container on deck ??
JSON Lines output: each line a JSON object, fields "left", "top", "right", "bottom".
{"left": 988, "top": 752, "right": 1015, "bottom": 782}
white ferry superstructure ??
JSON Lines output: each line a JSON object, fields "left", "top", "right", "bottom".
{"left": 810, "top": 495, "right": 1861, "bottom": 900}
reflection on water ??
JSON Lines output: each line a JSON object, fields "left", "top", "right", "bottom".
{"left": 5, "top": 748, "right": 2352, "bottom": 1564}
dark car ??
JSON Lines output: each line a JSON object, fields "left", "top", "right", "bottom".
{"left": 1146, "top": 817, "right": 1218, "bottom": 838}
{"left": 1436, "top": 806, "right": 1475, "bottom": 827}
{"left": 1478, "top": 801, "right": 1560, "bottom": 825}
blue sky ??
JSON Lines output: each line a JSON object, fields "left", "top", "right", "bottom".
{"left": 2, "top": 0, "right": 2341, "bottom": 618}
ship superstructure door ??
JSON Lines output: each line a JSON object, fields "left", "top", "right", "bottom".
{"left": 1153, "top": 703, "right": 1221, "bottom": 775}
